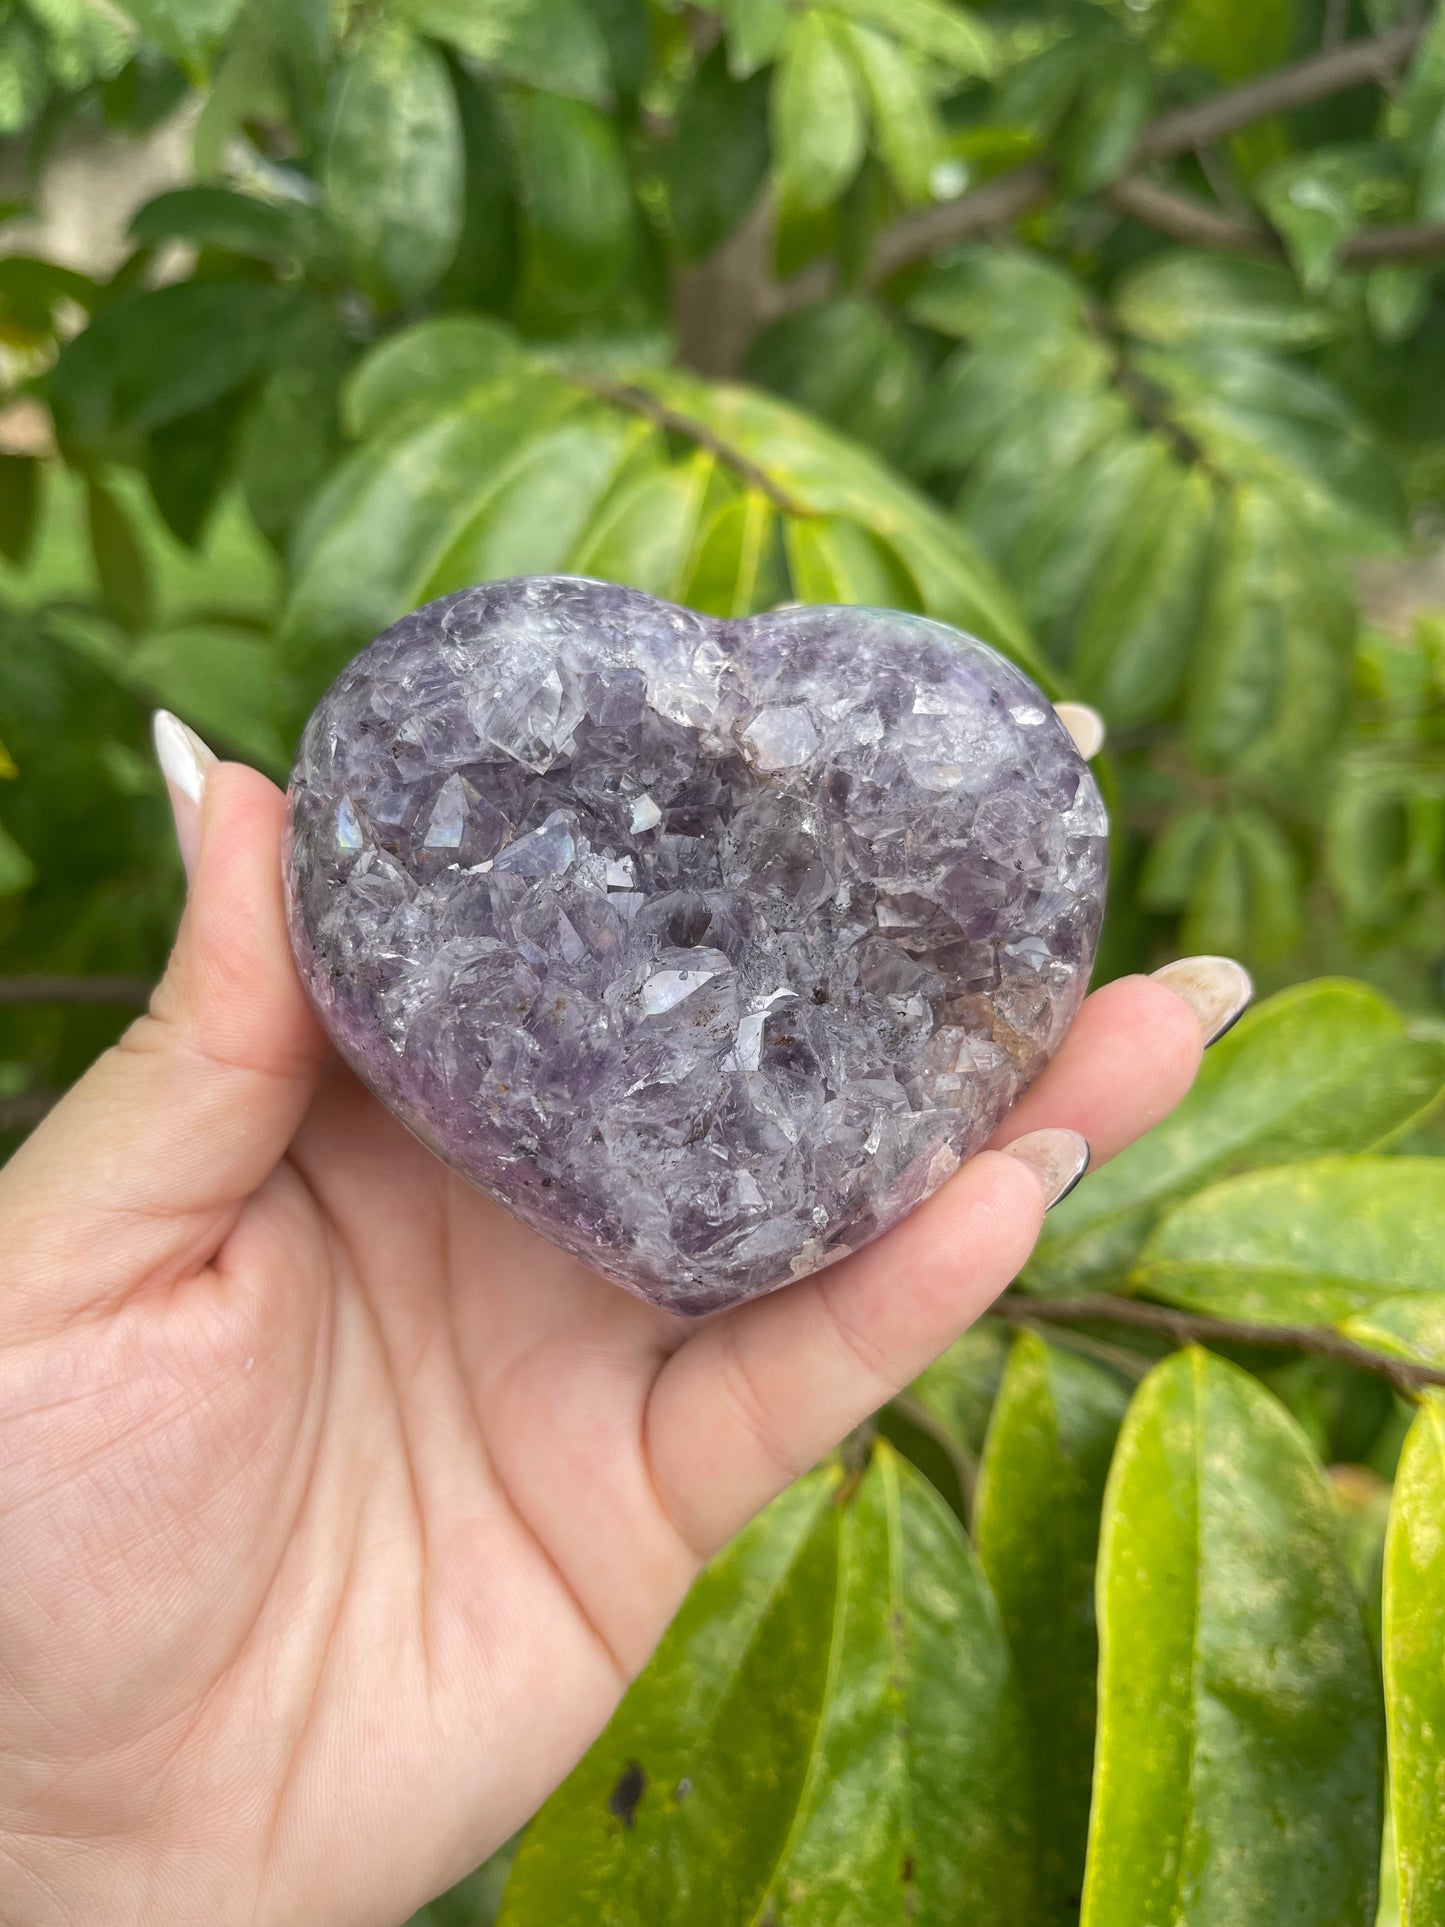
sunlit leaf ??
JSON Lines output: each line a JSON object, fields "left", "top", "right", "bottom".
{"left": 323, "top": 19, "right": 464, "bottom": 305}
{"left": 1384, "top": 1396, "right": 1445, "bottom": 1926}
{"left": 1028, "top": 979, "right": 1445, "bottom": 1294}
{"left": 500, "top": 1446, "right": 1035, "bottom": 1925}
{"left": 772, "top": 10, "right": 867, "bottom": 216}
{"left": 1133, "top": 1157, "right": 1445, "bottom": 1325}
{"left": 976, "top": 1332, "right": 1129, "bottom": 1926}
{"left": 1084, "top": 1349, "right": 1381, "bottom": 1927}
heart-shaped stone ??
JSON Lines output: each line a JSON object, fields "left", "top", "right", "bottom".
{"left": 284, "top": 577, "right": 1107, "bottom": 1313}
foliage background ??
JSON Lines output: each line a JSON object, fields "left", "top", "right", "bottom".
{"left": 5, "top": 0, "right": 1445, "bottom": 1921}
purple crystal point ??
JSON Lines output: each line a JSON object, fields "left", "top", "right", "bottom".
{"left": 283, "top": 577, "right": 1107, "bottom": 1313}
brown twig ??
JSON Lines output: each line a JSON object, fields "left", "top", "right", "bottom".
{"left": 1131, "top": 23, "right": 1424, "bottom": 165}
{"left": 0, "top": 975, "right": 153, "bottom": 1006}
{"left": 996, "top": 1292, "right": 1445, "bottom": 1399}
{"left": 1107, "top": 176, "right": 1445, "bottom": 263}
{"left": 768, "top": 27, "right": 1430, "bottom": 304}
{"left": 574, "top": 375, "right": 812, "bottom": 517}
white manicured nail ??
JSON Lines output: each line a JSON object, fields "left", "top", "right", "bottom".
{"left": 1054, "top": 701, "right": 1106, "bottom": 760}
{"left": 1151, "top": 955, "right": 1254, "bottom": 1046}
{"left": 1001, "top": 1128, "right": 1091, "bottom": 1209}
{"left": 152, "top": 710, "right": 217, "bottom": 880}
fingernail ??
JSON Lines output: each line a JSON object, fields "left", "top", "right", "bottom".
{"left": 152, "top": 710, "right": 217, "bottom": 881}
{"left": 1151, "top": 955, "right": 1253, "bottom": 1045}
{"left": 1054, "top": 701, "right": 1106, "bottom": 760}
{"left": 1001, "top": 1128, "right": 1091, "bottom": 1209}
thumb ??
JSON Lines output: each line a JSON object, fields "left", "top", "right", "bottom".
{"left": 0, "top": 714, "right": 327, "bottom": 1331}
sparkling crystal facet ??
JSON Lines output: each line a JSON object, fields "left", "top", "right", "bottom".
{"left": 283, "top": 577, "right": 1108, "bottom": 1313}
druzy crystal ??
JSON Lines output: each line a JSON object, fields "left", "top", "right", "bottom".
{"left": 284, "top": 577, "right": 1107, "bottom": 1313}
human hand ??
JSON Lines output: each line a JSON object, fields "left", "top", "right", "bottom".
{"left": 0, "top": 713, "right": 1240, "bottom": 1926}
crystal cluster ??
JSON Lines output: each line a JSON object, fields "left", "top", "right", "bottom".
{"left": 284, "top": 577, "right": 1107, "bottom": 1313}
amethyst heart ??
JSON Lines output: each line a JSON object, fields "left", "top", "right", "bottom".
{"left": 283, "top": 577, "right": 1107, "bottom": 1313}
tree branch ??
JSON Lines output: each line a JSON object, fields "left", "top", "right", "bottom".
{"left": 996, "top": 1292, "right": 1445, "bottom": 1400}
{"left": 1132, "top": 22, "right": 1424, "bottom": 165}
{"left": 1108, "top": 176, "right": 1445, "bottom": 264}
{"left": 0, "top": 975, "right": 154, "bottom": 1006}
{"left": 807, "top": 26, "right": 1430, "bottom": 296}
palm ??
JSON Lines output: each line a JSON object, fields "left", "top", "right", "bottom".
{"left": 0, "top": 765, "right": 1207, "bottom": 1927}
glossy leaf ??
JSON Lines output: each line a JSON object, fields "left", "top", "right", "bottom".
{"left": 323, "top": 20, "right": 464, "bottom": 305}
{"left": 844, "top": 23, "right": 943, "bottom": 206}
{"left": 500, "top": 1445, "right": 1035, "bottom": 1926}
{"left": 830, "top": 0, "right": 995, "bottom": 74}
{"left": 129, "top": 624, "right": 288, "bottom": 770}
{"left": 283, "top": 323, "right": 1042, "bottom": 706}
{"left": 1057, "top": 48, "right": 1153, "bottom": 194}
{"left": 1083, "top": 1349, "right": 1381, "bottom": 1927}
{"left": 747, "top": 296, "right": 926, "bottom": 462}
{"left": 404, "top": 0, "right": 612, "bottom": 104}
{"left": 48, "top": 281, "right": 303, "bottom": 449}
{"left": 1115, "top": 251, "right": 1342, "bottom": 350}
{"left": 112, "top": 0, "right": 239, "bottom": 67}
{"left": 772, "top": 11, "right": 867, "bottom": 215}
{"left": 1384, "top": 1396, "right": 1445, "bottom": 1926}
{"left": 508, "top": 90, "right": 636, "bottom": 316}
{"left": 720, "top": 0, "right": 790, "bottom": 79}
{"left": 1133, "top": 1157, "right": 1445, "bottom": 1325}
{"left": 975, "top": 1332, "right": 1129, "bottom": 1926}
{"left": 1068, "top": 461, "right": 1216, "bottom": 725}
{"left": 1027, "top": 979, "right": 1445, "bottom": 1294}
{"left": 144, "top": 388, "right": 248, "bottom": 549}
{"left": 906, "top": 1319, "right": 1012, "bottom": 1470}
{"left": 128, "top": 185, "right": 326, "bottom": 266}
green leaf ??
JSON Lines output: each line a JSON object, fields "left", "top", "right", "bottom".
{"left": 111, "top": 0, "right": 239, "bottom": 68}
{"left": 678, "top": 489, "right": 780, "bottom": 618}
{"left": 570, "top": 449, "right": 717, "bottom": 600}
{"left": 1133, "top": 1157, "right": 1445, "bottom": 1325}
{"left": 1140, "top": 341, "right": 1408, "bottom": 552}
{"left": 144, "top": 388, "right": 248, "bottom": 549}
{"left": 842, "top": 22, "right": 942, "bottom": 206}
{"left": 422, "top": 407, "right": 655, "bottom": 597}
{"left": 1069, "top": 461, "right": 1217, "bottom": 725}
{"left": 1367, "top": 264, "right": 1430, "bottom": 345}
{"left": 784, "top": 514, "right": 920, "bottom": 607}
{"left": 829, "top": 0, "right": 995, "bottom": 74}
{"left": 342, "top": 316, "right": 523, "bottom": 441}
{"left": 403, "top": 0, "right": 612, "bottom": 105}
{"left": 1228, "top": 802, "right": 1304, "bottom": 958}
{"left": 906, "top": 1317, "right": 1011, "bottom": 1470}
{"left": 976, "top": 1332, "right": 1129, "bottom": 1926}
{"left": 907, "top": 244, "right": 1088, "bottom": 344}
{"left": 1185, "top": 487, "right": 1351, "bottom": 778}
{"left": 1116, "top": 250, "right": 1342, "bottom": 350}
{"left": 129, "top": 623, "right": 287, "bottom": 770}
{"left": 237, "top": 312, "right": 350, "bottom": 548}
{"left": 0, "top": 254, "right": 100, "bottom": 343}
{"left": 128, "top": 185, "right": 325, "bottom": 265}
{"left": 0, "top": 817, "right": 35, "bottom": 900}
{"left": 500, "top": 1445, "right": 1035, "bottom": 1925}
{"left": 1057, "top": 48, "right": 1153, "bottom": 194}
{"left": 1085, "top": 1349, "right": 1381, "bottom": 1927}
{"left": 1138, "top": 806, "right": 1221, "bottom": 914}
{"left": 508, "top": 89, "right": 636, "bottom": 317}
{"left": 0, "top": 452, "right": 40, "bottom": 567}
{"left": 1028, "top": 979, "right": 1445, "bottom": 1295}
{"left": 49, "top": 280, "right": 303, "bottom": 450}
{"left": 1162, "top": 0, "right": 1295, "bottom": 85}
{"left": 772, "top": 11, "right": 867, "bottom": 216}
{"left": 439, "top": 64, "right": 519, "bottom": 313}
{"left": 665, "top": 46, "right": 771, "bottom": 262}
{"left": 85, "top": 471, "right": 154, "bottom": 634}
{"left": 1384, "top": 1396, "right": 1445, "bottom": 1925}
{"left": 323, "top": 20, "right": 464, "bottom": 305}
{"left": 747, "top": 296, "right": 926, "bottom": 462}
{"left": 720, "top": 0, "right": 790, "bottom": 79}
{"left": 286, "top": 326, "right": 1044, "bottom": 707}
